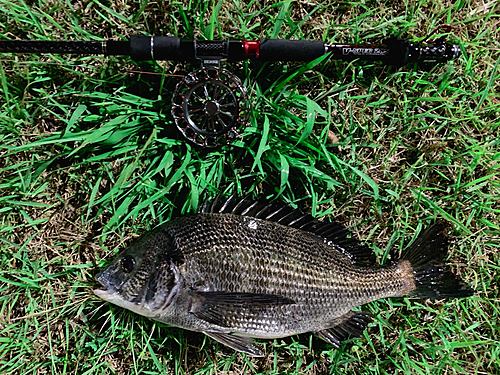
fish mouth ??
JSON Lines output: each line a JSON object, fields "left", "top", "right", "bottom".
{"left": 93, "top": 288, "right": 110, "bottom": 298}
{"left": 94, "top": 271, "right": 105, "bottom": 289}
{"left": 94, "top": 271, "right": 112, "bottom": 298}
{"left": 94, "top": 284, "right": 117, "bottom": 303}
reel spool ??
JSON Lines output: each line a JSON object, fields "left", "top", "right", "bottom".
{"left": 171, "top": 68, "right": 249, "bottom": 147}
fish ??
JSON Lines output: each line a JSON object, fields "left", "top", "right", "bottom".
{"left": 94, "top": 196, "right": 473, "bottom": 356}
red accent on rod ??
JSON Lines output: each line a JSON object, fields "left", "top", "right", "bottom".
{"left": 242, "top": 40, "right": 260, "bottom": 58}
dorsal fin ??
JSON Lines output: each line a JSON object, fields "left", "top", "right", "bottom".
{"left": 200, "top": 195, "right": 377, "bottom": 267}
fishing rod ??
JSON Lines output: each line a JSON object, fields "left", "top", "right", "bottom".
{"left": 0, "top": 25, "right": 460, "bottom": 147}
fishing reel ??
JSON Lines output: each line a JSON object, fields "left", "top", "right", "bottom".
{"left": 170, "top": 40, "right": 253, "bottom": 147}
{"left": 171, "top": 68, "right": 249, "bottom": 147}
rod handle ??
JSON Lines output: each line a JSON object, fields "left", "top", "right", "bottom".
{"left": 129, "top": 35, "right": 181, "bottom": 61}
{"left": 258, "top": 39, "right": 326, "bottom": 61}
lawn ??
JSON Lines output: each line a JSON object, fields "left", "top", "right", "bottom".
{"left": 0, "top": 0, "right": 499, "bottom": 374}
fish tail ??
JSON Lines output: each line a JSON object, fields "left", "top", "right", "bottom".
{"left": 399, "top": 222, "right": 474, "bottom": 299}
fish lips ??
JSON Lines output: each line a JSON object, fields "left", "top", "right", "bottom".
{"left": 93, "top": 269, "right": 118, "bottom": 301}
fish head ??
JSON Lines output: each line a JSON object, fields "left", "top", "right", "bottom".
{"left": 94, "top": 227, "right": 180, "bottom": 317}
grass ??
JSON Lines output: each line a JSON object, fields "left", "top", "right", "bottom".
{"left": 0, "top": 0, "right": 499, "bottom": 374}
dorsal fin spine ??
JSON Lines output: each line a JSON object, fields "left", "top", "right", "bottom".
{"left": 288, "top": 214, "right": 311, "bottom": 227}
{"left": 276, "top": 210, "right": 297, "bottom": 224}
{"left": 218, "top": 198, "right": 230, "bottom": 213}
{"left": 254, "top": 203, "right": 275, "bottom": 219}
{"left": 265, "top": 205, "right": 288, "bottom": 220}
{"left": 241, "top": 201, "right": 259, "bottom": 216}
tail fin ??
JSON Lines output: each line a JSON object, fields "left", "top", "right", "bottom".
{"left": 401, "top": 222, "right": 474, "bottom": 299}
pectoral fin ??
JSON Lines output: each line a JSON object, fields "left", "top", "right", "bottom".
{"left": 203, "top": 331, "right": 264, "bottom": 356}
{"left": 316, "top": 311, "right": 372, "bottom": 348}
{"left": 190, "top": 291, "right": 295, "bottom": 327}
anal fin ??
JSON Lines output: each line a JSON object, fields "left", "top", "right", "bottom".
{"left": 316, "top": 311, "right": 372, "bottom": 348}
{"left": 204, "top": 331, "right": 263, "bottom": 357}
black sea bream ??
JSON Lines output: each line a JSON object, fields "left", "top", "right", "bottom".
{"left": 94, "top": 197, "right": 473, "bottom": 356}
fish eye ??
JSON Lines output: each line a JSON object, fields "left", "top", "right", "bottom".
{"left": 121, "top": 255, "right": 136, "bottom": 273}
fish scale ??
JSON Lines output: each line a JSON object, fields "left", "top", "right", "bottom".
{"left": 95, "top": 197, "right": 473, "bottom": 355}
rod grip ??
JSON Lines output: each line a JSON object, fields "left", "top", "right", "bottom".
{"left": 258, "top": 39, "right": 326, "bottom": 61}
{"left": 129, "top": 35, "right": 181, "bottom": 61}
